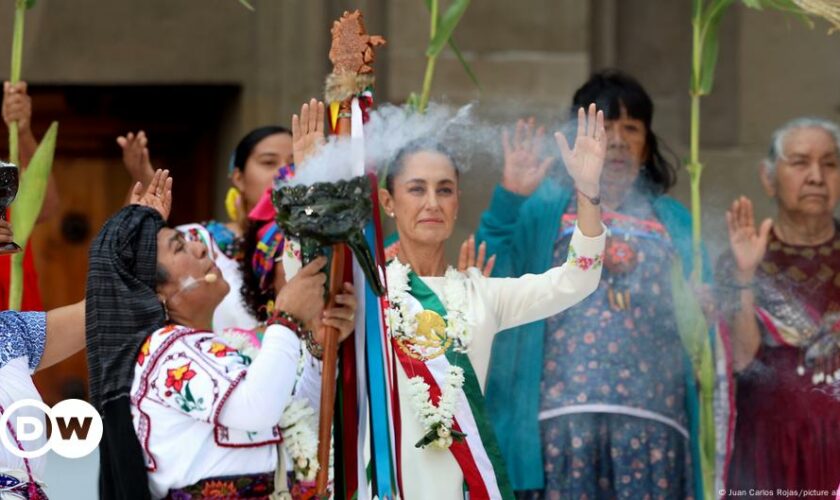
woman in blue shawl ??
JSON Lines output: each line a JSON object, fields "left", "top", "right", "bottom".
{"left": 478, "top": 70, "right": 718, "bottom": 499}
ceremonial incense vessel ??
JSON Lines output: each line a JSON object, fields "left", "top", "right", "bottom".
{"left": 273, "top": 175, "right": 385, "bottom": 296}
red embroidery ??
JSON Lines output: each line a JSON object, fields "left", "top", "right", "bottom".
{"left": 165, "top": 362, "right": 197, "bottom": 393}
{"left": 137, "top": 337, "right": 151, "bottom": 366}
{"left": 208, "top": 341, "right": 237, "bottom": 358}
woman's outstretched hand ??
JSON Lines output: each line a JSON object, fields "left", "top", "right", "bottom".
{"left": 292, "top": 98, "right": 326, "bottom": 167}
{"left": 458, "top": 234, "right": 496, "bottom": 277}
{"left": 501, "top": 118, "right": 554, "bottom": 197}
{"left": 130, "top": 168, "right": 173, "bottom": 220}
{"left": 726, "top": 196, "right": 773, "bottom": 284}
{"left": 555, "top": 103, "right": 606, "bottom": 200}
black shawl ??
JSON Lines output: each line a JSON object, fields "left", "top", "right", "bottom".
{"left": 85, "top": 205, "right": 165, "bottom": 500}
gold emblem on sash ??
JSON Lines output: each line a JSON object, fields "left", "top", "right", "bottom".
{"left": 396, "top": 310, "right": 451, "bottom": 360}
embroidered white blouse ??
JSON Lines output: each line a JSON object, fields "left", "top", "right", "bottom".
{"left": 396, "top": 224, "right": 606, "bottom": 499}
{"left": 129, "top": 323, "right": 320, "bottom": 499}
{"left": 0, "top": 311, "right": 48, "bottom": 482}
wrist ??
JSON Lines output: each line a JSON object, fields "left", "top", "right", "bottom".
{"left": 574, "top": 181, "right": 600, "bottom": 198}
{"left": 501, "top": 178, "right": 532, "bottom": 197}
{"left": 268, "top": 309, "right": 305, "bottom": 332}
{"left": 735, "top": 270, "right": 756, "bottom": 286}
{"left": 268, "top": 310, "right": 323, "bottom": 359}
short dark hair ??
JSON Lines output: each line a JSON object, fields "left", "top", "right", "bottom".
{"left": 384, "top": 139, "right": 460, "bottom": 193}
{"left": 572, "top": 69, "right": 677, "bottom": 194}
{"left": 231, "top": 126, "right": 292, "bottom": 173}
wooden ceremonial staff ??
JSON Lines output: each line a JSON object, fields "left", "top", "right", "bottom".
{"left": 315, "top": 10, "right": 385, "bottom": 496}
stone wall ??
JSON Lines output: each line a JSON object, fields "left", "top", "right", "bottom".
{"left": 0, "top": 0, "right": 838, "bottom": 261}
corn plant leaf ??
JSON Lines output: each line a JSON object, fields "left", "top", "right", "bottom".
{"left": 427, "top": 0, "right": 470, "bottom": 57}
{"left": 24, "top": 0, "right": 36, "bottom": 9}
{"left": 238, "top": 0, "right": 255, "bottom": 11}
{"left": 10, "top": 121, "right": 58, "bottom": 246}
{"left": 697, "top": 0, "right": 735, "bottom": 94}
{"left": 448, "top": 37, "right": 480, "bottom": 89}
{"left": 422, "top": 0, "right": 480, "bottom": 89}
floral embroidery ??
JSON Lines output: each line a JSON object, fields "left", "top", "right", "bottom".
{"left": 165, "top": 362, "right": 205, "bottom": 413}
{"left": 200, "top": 480, "right": 237, "bottom": 497}
{"left": 207, "top": 341, "right": 237, "bottom": 358}
{"left": 160, "top": 324, "right": 179, "bottom": 336}
{"left": 137, "top": 337, "right": 151, "bottom": 367}
{"left": 567, "top": 244, "right": 604, "bottom": 271}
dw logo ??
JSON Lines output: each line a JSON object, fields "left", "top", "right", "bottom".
{"left": 0, "top": 399, "right": 103, "bottom": 459}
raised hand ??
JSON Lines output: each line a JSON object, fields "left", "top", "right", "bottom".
{"left": 458, "top": 234, "right": 496, "bottom": 277}
{"left": 117, "top": 130, "right": 155, "bottom": 186}
{"left": 292, "top": 98, "right": 326, "bottom": 167}
{"left": 726, "top": 196, "right": 773, "bottom": 283}
{"left": 131, "top": 169, "right": 173, "bottom": 220}
{"left": 2, "top": 81, "right": 32, "bottom": 135}
{"left": 555, "top": 104, "right": 606, "bottom": 199}
{"left": 501, "top": 118, "right": 555, "bottom": 196}
{"left": 0, "top": 220, "right": 13, "bottom": 245}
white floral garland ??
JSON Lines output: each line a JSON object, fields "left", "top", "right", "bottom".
{"left": 385, "top": 259, "right": 472, "bottom": 449}
{"left": 279, "top": 398, "right": 319, "bottom": 482}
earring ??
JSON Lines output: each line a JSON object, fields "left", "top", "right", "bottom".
{"left": 225, "top": 187, "right": 242, "bottom": 222}
{"left": 389, "top": 212, "right": 395, "bottom": 218}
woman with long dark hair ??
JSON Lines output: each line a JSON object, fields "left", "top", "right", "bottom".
{"left": 480, "top": 69, "right": 714, "bottom": 499}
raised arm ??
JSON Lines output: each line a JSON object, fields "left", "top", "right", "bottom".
{"left": 721, "top": 196, "right": 773, "bottom": 371}
{"left": 2, "top": 81, "right": 60, "bottom": 222}
{"left": 217, "top": 257, "right": 328, "bottom": 429}
{"left": 480, "top": 224, "right": 605, "bottom": 333}
{"left": 555, "top": 104, "right": 605, "bottom": 238}
{"left": 477, "top": 118, "right": 552, "bottom": 277}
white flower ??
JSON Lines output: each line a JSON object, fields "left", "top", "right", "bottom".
{"left": 280, "top": 398, "right": 320, "bottom": 482}
{"left": 387, "top": 260, "right": 471, "bottom": 449}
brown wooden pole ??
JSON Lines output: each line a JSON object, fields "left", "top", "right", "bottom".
{"left": 315, "top": 97, "right": 353, "bottom": 495}
{"left": 315, "top": 242, "right": 346, "bottom": 494}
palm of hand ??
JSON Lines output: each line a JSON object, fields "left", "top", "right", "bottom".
{"left": 565, "top": 136, "right": 605, "bottom": 188}
{"left": 730, "top": 227, "right": 766, "bottom": 273}
{"left": 504, "top": 150, "right": 543, "bottom": 188}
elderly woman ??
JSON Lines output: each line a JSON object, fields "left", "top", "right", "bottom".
{"left": 86, "top": 183, "right": 355, "bottom": 499}
{"left": 718, "top": 117, "right": 840, "bottom": 494}
{"left": 373, "top": 103, "right": 605, "bottom": 499}
{"left": 479, "top": 70, "right": 716, "bottom": 499}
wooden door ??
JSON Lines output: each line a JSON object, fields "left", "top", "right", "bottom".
{"left": 0, "top": 85, "right": 238, "bottom": 404}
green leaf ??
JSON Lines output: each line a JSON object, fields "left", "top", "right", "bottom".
{"left": 406, "top": 92, "right": 420, "bottom": 112}
{"left": 238, "top": 0, "right": 255, "bottom": 11}
{"left": 24, "top": 0, "right": 36, "bottom": 9}
{"left": 448, "top": 38, "right": 480, "bottom": 89}
{"left": 697, "top": 0, "right": 735, "bottom": 94}
{"left": 426, "top": 0, "right": 470, "bottom": 57}
{"left": 10, "top": 121, "right": 58, "bottom": 247}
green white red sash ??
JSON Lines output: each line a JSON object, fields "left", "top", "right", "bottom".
{"left": 390, "top": 271, "right": 514, "bottom": 500}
